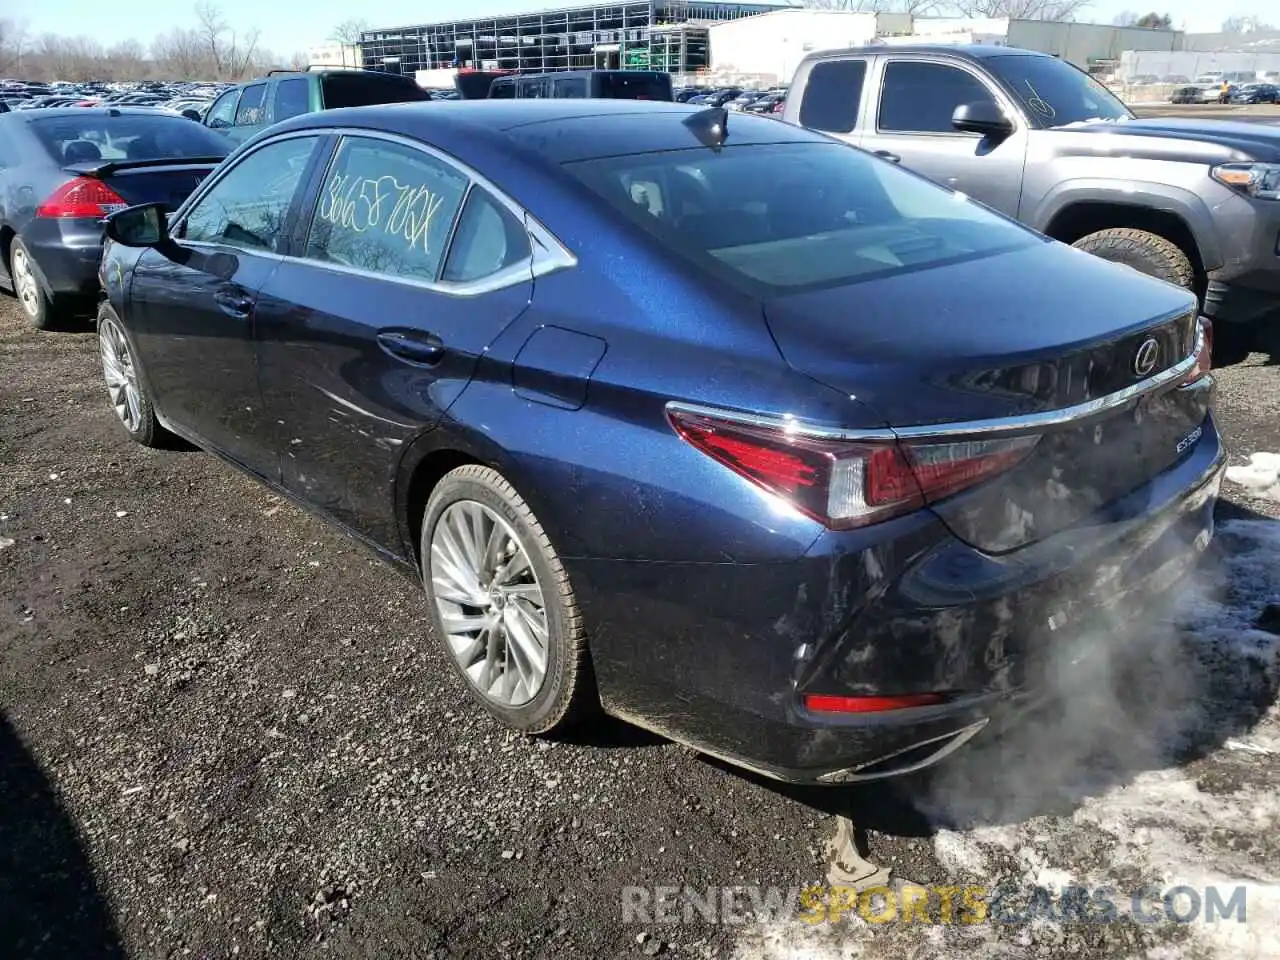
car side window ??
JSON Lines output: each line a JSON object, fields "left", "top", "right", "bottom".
{"left": 305, "top": 136, "right": 468, "bottom": 282}
{"left": 798, "top": 59, "right": 867, "bottom": 133}
{"left": 490, "top": 80, "right": 516, "bottom": 99}
{"left": 554, "top": 77, "right": 587, "bottom": 98}
{"left": 206, "top": 89, "right": 239, "bottom": 129}
{"left": 273, "top": 78, "right": 311, "bottom": 122}
{"left": 180, "top": 136, "right": 318, "bottom": 253}
{"left": 878, "top": 61, "right": 998, "bottom": 134}
{"left": 235, "top": 83, "right": 268, "bottom": 126}
{"left": 441, "top": 189, "right": 532, "bottom": 283}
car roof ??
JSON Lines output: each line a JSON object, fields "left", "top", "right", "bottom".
{"left": 802, "top": 43, "right": 1055, "bottom": 64}
{"left": 269, "top": 98, "right": 825, "bottom": 164}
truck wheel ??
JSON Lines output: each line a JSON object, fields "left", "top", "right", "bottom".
{"left": 1071, "top": 228, "right": 1195, "bottom": 292}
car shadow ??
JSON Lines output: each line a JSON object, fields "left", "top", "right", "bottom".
{"left": 0, "top": 713, "right": 125, "bottom": 958}
{"left": 706, "top": 500, "right": 1280, "bottom": 840}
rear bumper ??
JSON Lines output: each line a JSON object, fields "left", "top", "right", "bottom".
{"left": 572, "top": 415, "right": 1227, "bottom": 783}
{"left": 19, "top": 218, "right": 105, "bottom": 300}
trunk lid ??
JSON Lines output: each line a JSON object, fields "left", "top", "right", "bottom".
{"left": 762, "top": 242, "right": 1207, "bottom": 552}
{"left": 65, "top": 157, "right": 221, "bottom": 209}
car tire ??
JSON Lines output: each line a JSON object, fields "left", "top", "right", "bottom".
{"left": 421, "top": 464, "right": 594, "bottom": 736}
{"left": 97, "top": 304, "right": 173, "bottom": 449}
{"left": 1071, "top": 228, "right": 1195, "bottom": 292}
{"left": 10, "top": 239, "right": 60, "bottom": 331}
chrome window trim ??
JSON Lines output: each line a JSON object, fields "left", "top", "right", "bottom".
{"left": 287, "top": 128, "right": 577, "bottom": 298}
{"left": 667, "top": 322, "right": 1204, "bottom": 442}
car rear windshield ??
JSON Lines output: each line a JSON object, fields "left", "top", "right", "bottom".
{"left": 596, "top": 73, "right": 673, "bottom": 101}
{"left": 30, "top": 114, "right": 232, "bottom": 165}
{"left": 563, "top": 141, "right": 1038, "bottom": 296}
{"left": 321, "top": 73, "right": 430, "bottom": 108}
{"left": 986, "top": 54, "right": 1132, "bottom": 127}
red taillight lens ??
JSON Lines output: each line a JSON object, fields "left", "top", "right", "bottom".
{"left": 36, "top": 177, "right": 129, "bottom": 219}
{"left": 1181, "top": 317, "right": 1212, "bottom": 385}
{"left": 667, "top": 408, "right": 1038, "bottom": 529}
{"left": 804, "top": 693, "right": 947, "bottom": 713}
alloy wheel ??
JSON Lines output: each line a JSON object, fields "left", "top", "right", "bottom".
{"left": 430, "top": 500, "right": 549, "bottom": 707}
{"left": 99, "top": 317, "right": 143, "bottom": 433}
{"left": 11, "top": 246, "right": 39, "bottom": 319}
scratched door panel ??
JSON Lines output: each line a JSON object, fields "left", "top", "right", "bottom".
{"left": 256, "top": 136, "right": 535, "bottom": 549}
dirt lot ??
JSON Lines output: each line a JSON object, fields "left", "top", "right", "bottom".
{"left": 1, "top": 294, "right": 1279, "bottom": 960}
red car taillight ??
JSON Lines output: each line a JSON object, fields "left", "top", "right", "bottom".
{"left": 1181, "top": 317, "right": 1213, "bottom": 385}
{"left": 667, "top": 407, "right": 1038, "bottom": 529}
{"left": 36, "top": 176, "right": 129, "bottom": 218}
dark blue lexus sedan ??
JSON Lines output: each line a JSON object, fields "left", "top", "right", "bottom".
{"left": 96, "top": 100, "right": 1224, "bottom": 784}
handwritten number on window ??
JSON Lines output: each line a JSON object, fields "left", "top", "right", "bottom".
{"left": 318, "top": 173, "right": 446, "bottom": 255}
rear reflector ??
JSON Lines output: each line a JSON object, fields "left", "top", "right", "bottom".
{"left": 1180, "top": 317, "right": 1212, "bottom": 385}
{"left": 36, "top": 176, "right": 129, "bottom": 218}
{"left": 804, "top": 693, "right": 947, "bottom": 714}
{"left": 668, "top": 407, "right": 1038, "bottom": 529}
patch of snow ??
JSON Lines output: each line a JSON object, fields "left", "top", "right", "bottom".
{"left": 1225, "top": 452, "right": 1280, "bottom": 501}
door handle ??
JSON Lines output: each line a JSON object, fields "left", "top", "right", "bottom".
{"left": 213, "top": 289, "right": 254, "bottom": 318}
{"left": 377, "top": 330, "right": 445, "bottom": 365}
{"left": 873, "top": 150, "right": 901, "bottom": 164}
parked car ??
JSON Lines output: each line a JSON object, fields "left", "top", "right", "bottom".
{"left": 0, "top": 107, "right": 232, "bottom": 329}
{"left": 485, "top": 70, "right": 673, "bottom": 101}
{"left": 203, "top": 69, "right": 430, "bottom": 143}
{"left": 1230, "top": 82, "right": 1279, "bottom": 104}
{"left": 95, "top": 100, "right": 1222, "bottom": 783}
{"left": 1170, "top": 84, "right": 1211, "bottom": 104}
{"left": 782, "top": 44, "right": 1280, "bottom": 364}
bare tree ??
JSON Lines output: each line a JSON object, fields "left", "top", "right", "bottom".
{"left": 952, "top": 0, "right": 1092, "bottom": 20}
{"left": 1112, "top": 10, "right": 1138, "bottom": 24}
{"left": 331, "top": 19, "right": 370, "bottom": 44}
{"left": 0, "top": 18, "right": 28, "bottom": 74}
{"left": 194, "top": 0, "right": 260, "bottom": 80}
{"left": 1221, "top": 14, "right": 1275, "bottom": 32}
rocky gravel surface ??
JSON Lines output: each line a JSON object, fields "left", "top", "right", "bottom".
{"left": 1, "top": 296, "right": 1278, "bottom": 960}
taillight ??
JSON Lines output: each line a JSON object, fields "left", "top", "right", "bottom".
{"left": 1181, "top": 317, "right": 1212, "bottom": 385}
{"left": 667, "top": 407, "right": 1038, "bottom": 529}
{"left": 36, "top": 177, "right": 129, "bottom": 218}
{"left": 804, "top": 693, "right": 947, "bottom": 714}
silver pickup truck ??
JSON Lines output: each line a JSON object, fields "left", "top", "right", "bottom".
{"left": 781, "top": 45, "right": 1280, "bottom": 363}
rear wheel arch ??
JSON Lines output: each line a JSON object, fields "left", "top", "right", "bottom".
{"left": 402, "top": 447, "right": 486, "bottom": 568}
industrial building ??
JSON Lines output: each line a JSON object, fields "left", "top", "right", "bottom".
{"left": 359, "top": 0, "right": 791, "bottom": 77}
{"left": 360, "top": 6, "right": 1185, "bottom": 88}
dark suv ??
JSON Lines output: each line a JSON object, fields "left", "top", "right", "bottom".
{"left": 203, "top": 69, "right": 429, "bottom": 143}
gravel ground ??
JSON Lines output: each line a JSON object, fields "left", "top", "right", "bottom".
{"left": 1, "top": 294, "right": 1278, "bottom": 960}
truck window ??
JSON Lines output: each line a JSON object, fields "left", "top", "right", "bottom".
{"left": 320, "top": 73, "right": 429, "bottom": 108}
{"left": 878, "top": 61, "right": 997, "bottom": 134}
{"left": 554, "top": 77, "right": 588, "bottom": 98}
{"left": 489, "top": 79, "right": 516, "bottom": 99}
{"left": 517, "top": 77, "right": 550, "bottom": 98}
{"left": 273, "top": 78, "right": 311, "bottom": 121}
{"left": 235, "top": 83, "right": 267, "bottom": 125}
{"left": 596, "top": 73, "right": 672, "bottom": 100}
{"left": 798, "top": 59, "right": 867, "bottom": 133}
{"left": 985, "top": 54, "right": 1131, "bottom": 127}
{"left": 205, "top": 89, "right": 240, "bottom": 129}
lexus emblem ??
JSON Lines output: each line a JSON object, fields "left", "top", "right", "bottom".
{"left": 1132, "top": 338, "right": 1160, "bottom": 377}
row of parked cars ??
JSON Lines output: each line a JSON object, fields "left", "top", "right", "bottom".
{"left": 0, "top": 78, "right": 230, "bottom": 118}
{"left": 1170, "top": 81, "right": 1280, "bottom": 104}
{"left": 0, "top": 49, "right": 1273, "bottom": 785}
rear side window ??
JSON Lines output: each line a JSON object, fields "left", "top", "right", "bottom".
{"left": 320, "top": 73, "right": 429, "bottom": 108}
{"left": 273, "top": 78, "right": 311, "bottom": 121}
{"left": 441, "top": 190, "right": 532, "bottom": 282}
{"left": 798, "top": 59, "right": 866, "bottom": 133}
{"left": 597, "top": 73, "right": 672, "bottom": 101}
{"left": 306, "top": 136, "right": 468, "bottom": 282}
{"left": 878, "top": 61, "right": 996, "bottom": 134}
{"left": 554, "top": 77, "right": 587, "bottom": 98}
{"left": 490, "top": 80, "right": 516, "bottom": 99}
{"left": 235, "top": 83, "right": 268, "bottom": 125}
{"left": 29, "top": 114, "right": 232, "bottom": 164}
{"left": 518, "top": 78, "right": 550, "bottom": 98}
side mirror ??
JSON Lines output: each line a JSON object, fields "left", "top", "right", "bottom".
{"left": 181, "top": 108, "right": 203, "bottom": 122}
{"left": 105, "top": 203, "right": 168, "bottom": 247}
{"left": 951, "top": 100, "right": 1014, "bottom": 138}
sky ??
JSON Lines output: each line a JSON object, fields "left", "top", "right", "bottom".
{"left": 19, "top": 0, "right": 1279, "bottom": 60}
